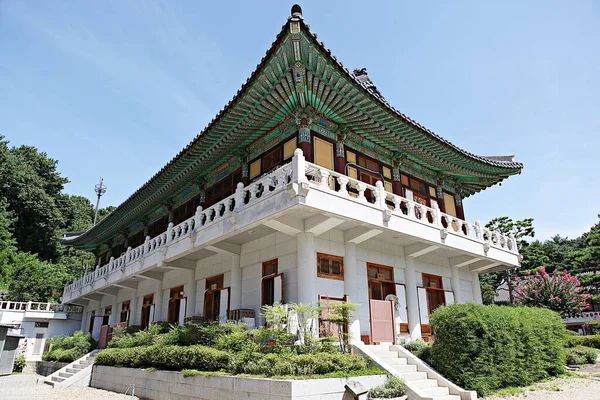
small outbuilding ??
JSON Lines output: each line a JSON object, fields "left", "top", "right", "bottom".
{"left": 0, "top": 324, "right": 25, "bottom": 375}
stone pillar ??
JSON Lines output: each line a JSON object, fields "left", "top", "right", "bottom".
{"left": 153, "top": 286, "right": 163, "bottom": 323}
{"left": 297, "top": 115, "right": 313, "bottom": 163}
{"left": 297, "top": 232, "right": 316, "bottom": 304}
{"left": 471, "top": 271, "right": 483, "bottom": 304}
{"left": 404, "top": 257, "right": 422, "bottom": 340}
{"left": 162, "top": 288, "right": 170, "bottom": 322}
{"left": 451, "top": 265, "right": 463, "bottom": 304}
{"left": 185, "top": 272, "right": 198, "bottom": 319}
{"left": 134, "top": 295, "right": 143, "bottom": 326}
{"left": 129, "top": 294, "right": 139, "bottom": 326}
{"left": 80, "top": 304, "right": 88, "bottom": 331}
{"left": 230, "top": 254, "right": 242, "bottom": 311}
{"left": 108, "top": 296, "right": 118, "bottom": 326}
{"left": 344, "top": 242, "right": 361, "bottom": 344}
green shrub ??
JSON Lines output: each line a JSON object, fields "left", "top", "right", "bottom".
{"left": 368, "top": 376, "right": 407, "bottom": 399}
{"left": 108, "top": 325, "right": 163, "bottom": 348}
{"left": 401, "top": 339, "right": 432, "bottom": 363}
{"left": 96, "top": 345, "right": 229, "bottom": 371}
{"left": 428, "top": 303, "right": 566, "bottom": 397}
{"left": 13, "top": 355, "right": 26, "bottom": 373}
{"left": 42, "top": 331, "right": 96, "bottom": 362}
{"left": 565, "top": 346, "right": 598, "bottom": 365}
{"left": 564, "top": 334, "right": 600, "bottom": 349}
{"left": 565, "top": 330, "right": 580, "bottom": 336}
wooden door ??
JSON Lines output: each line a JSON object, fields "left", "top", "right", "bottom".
{"left": 369, "top": 299, "right": 395, "bottom": 344}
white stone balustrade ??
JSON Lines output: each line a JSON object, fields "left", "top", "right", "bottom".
{"left": 62, "top": 152, "right": 517, "bottom": 298}
{"left": 0, "top": 301, "right": 83, "bottom": 313}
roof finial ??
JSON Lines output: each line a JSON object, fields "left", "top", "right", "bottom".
{"left": 291, "top": 4, "right": 303, "bottom": 19}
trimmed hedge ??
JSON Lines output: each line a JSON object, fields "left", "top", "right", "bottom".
{"left": 428, "top": 304, "right": 566, "bottom": 397}
{"left": 565, "top": 346, "right": 598, "bottom": 365}
{"left": 96, "top": 345, "right": 368, "bottom": 377}
{"left": 564, "top": 334, "right": 600, "bottom": 349}
{"left": 96, "top": 345, "right": 229, "bottom": 371}
{"left": 228, "top": 351, "right": 368, "bottom": 376}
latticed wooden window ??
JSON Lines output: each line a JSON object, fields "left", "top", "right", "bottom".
{"left": 317, "top": 253, "right": 344, "bottom": 280}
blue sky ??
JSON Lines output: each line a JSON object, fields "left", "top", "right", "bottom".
{"left": 1, "top": 1, "right": 599, "bottom": 240}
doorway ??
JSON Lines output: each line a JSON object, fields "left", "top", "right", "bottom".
{"left": 168, "top": 286, "right": 185, "bottom": 324}
{"left": 203, "top": 274, "right": 224, "bottom": 321}
{"left": 367, "top": 264, "right": 396, "bottom": 343}
{"left": 140, "top": 294, "right": 154, "bottom": 330}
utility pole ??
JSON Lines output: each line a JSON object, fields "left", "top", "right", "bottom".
{"left": 93, "top": 177, "right": 107, "bottom": 225}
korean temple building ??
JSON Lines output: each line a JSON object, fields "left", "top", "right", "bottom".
{"left": 62, "top": 5, "right": 522, "bottom": 344}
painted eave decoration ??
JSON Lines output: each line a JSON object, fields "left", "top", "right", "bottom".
{"left": 64, "top": 5, "right": 523, "bottom": 249}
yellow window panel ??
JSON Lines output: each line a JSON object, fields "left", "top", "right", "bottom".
{"left": 346, "top": 150, "right": 356, "bottom": 164}
{"left": 444, "top": 193, "right": 457, "bottom": 217}
{"left": 314, "top": 137, "right": 334, "bottom": 169}
{"left": 429, "top": 186, "right": 437, "bottom": 198}
{"left": 384, "top": 181, "right": 393, "bottom": 193}
{"left": 401, "top": 174, "right": 409, "bottom": 187}
{"left": 383, "top": 166, "right": 392, "bottom": 180}
{"left": 348, "top": 166, "right": 358, "bottom": 179}
{"left": 249, "top": 159, "right": 261, "bottom": 179}
{"left": 283, "top": 137, "right": 297, "bottom": 159}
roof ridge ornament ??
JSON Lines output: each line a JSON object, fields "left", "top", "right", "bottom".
{"left": 291, "top": 4, "right": 303, "bottom": 19}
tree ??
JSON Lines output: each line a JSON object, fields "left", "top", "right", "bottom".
{"left": 480, "top": 217, "right": 535, "bottom": 303}
{"left": 6, "top": 251, "right": 69, "bottom": 302}
{"left": 0, "top": 136, "right": 68, "bottom": 261}
{"left": 513, "top": 267, "right": 592, "bottom": 317}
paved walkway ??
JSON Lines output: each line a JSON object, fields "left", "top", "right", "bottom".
{"left": 1, "top": 373, "right": 139, "bottom": 400}
{"left": 484, "top": 376, "right": 600, "bottom": 400}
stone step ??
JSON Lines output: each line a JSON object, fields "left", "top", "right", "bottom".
{"left": 44, "top": 380, "right": 55, "bottom": 387}
{"left": 432, "top": 396, "right": 461, "bottom": 400}
{"left": 72, "top": 364, "right": 86, "bottom": 370}
{"left": 422, "top": 386, "right": 450, "bottom": 397}
{"left": 391, "top": 364, "right": 417, "bottom": 373}
{"left": 66, "top": 368, "right": 81, "bottom": 374}
{"left": 58, "top": 372, "right": 73, "bottom": 379}
{"left": 51, "top": 376, "right": 65, "bottom": 383}
{"left": 385, "top": 357, "right": 408, "bottom": 365}
{"left": 397, "top": 371, "right": 428, "bottom": 381}
{"left": 410, "top": 379, "right": 439, "bottom": 389}
{"left": 78, "top": 361, "right": 92, "bottom": 367}
{"left": 372, "top": 351, "right": 401, "bottom": 359}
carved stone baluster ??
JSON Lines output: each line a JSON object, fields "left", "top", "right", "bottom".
{"left": 392, "top": 196, "right": 401, "bottom": 212}
{"left": 319, "top": 168, "right": 331, "bottom": 190}
{"left": 474, "top": 221, "right": 482, "bottom": 241}
{"left": 234, "top": 182, "right": 244, "bottom": 210}
{"left": 375, "top": 181, "right": 386, "bottom": 210}
{"left": 406, "top": 201, "right": 414, "bottom": 219}
{"left": 337, "top": 176, "right": 349, "bottom": 196}
{"left": 357, "top": 182, "right": 367, "bottom": 202}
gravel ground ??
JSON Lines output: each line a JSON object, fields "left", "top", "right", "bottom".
{"left": 0, "top": 373, "right": 139, "bottom": 400}
{"left": 484, "top": 376, "right": 600, "bottom": 400}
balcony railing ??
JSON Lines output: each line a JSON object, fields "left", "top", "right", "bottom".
{"left": 63, "top": 150, "right": 518, "bottom": 297}
{"left": 0, "top": 301, "right": 83, "bottom": 313}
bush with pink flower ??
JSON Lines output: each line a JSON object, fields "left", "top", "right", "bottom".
{"left": 513, "top": 267, "right": 593, "bottom": 317}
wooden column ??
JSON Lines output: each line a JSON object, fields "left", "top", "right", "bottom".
{"left": 334, "top": 138, "right": 345, "bottom": 174}
{"left": 455, "top": 185, "right": 465, "bottom": 220}
{"left": 297, "top": 115, "right": 313, "bottom": 163}
{"left": 240, "top": 153, "right": 249, "bottom": 186}
{"left": 392, "top": 157, "right": 403, "bottom": 196}
{"left": 435, "top": 177, "right": 447, "bottom": 213}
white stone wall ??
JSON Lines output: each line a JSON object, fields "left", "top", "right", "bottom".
{"left": 91, "top": 365, "right": 387, "bottom": 400}
{"left": 91, "top": 228, "right": 480, "bottom": 337}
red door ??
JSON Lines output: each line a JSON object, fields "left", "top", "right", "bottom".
{"left": 370, "top": 299, "right": 395, "bottom": 344}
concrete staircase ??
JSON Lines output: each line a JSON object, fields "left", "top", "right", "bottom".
{"left": 42, "top": 350, "right": 100, "bottom": 388}
{"left": 357, "top": 344, "right": 477, "bottom": 400}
